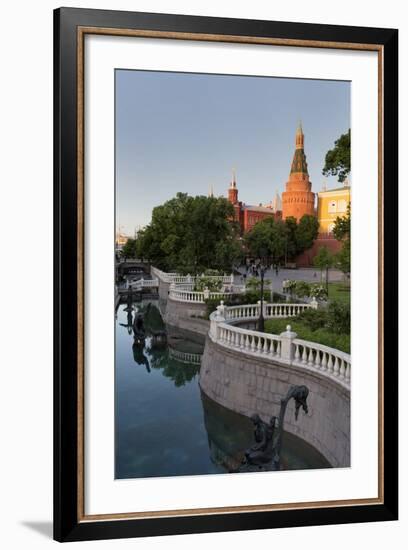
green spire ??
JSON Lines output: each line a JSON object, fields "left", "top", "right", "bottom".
{"left": 290, "top": 149, "right": 308, "bottom": 174}
{"left": 291, "top": 122, "right": 308, "bottom": 174}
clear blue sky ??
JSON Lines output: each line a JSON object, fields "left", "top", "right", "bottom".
{"left": 115, "top": 69, "right": 350, "bottom": 235}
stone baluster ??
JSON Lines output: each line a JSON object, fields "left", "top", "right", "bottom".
{"left": 339, "top": 359, "right": 346, "bottom": 379}
{"left": 327, "top": 354, "right": 334, "bottom": 374}
{"left": 333, "top": 356, "right": 340, "bottom": 377}
{"left": 321, "top": 352, "right": 327, "bottom": 372}
{"left": 263, "top": 337, "right": 269, "bottom": 354}
{"left": 294, "top": 343, "right": 300, "bottom": 363}
{"left": 315, "top": 349, "right": 321, "bottom": 369}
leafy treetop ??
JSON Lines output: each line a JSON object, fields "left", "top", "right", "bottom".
{"left": 134, "top": 192, "right": 243, "bottom": 274}
{"left": 322, "top": 129, "right": 351, "bottom": 183}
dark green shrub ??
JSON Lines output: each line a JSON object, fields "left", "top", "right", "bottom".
{"left": 326, "top": 300, "right": 350, "bottom": 333}
{"left": 296, "top": 308, "right": 328, "bottom": 331}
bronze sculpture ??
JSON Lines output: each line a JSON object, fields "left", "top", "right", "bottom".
{"left": 240, "top": 385, "right": 309, "bottom": 472}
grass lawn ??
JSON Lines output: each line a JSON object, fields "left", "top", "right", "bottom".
{"left": 264, "top": 318, "right": 350, "bottom": 354}
{"left": 327, "top": 282, "right": 350, "bottom": 305}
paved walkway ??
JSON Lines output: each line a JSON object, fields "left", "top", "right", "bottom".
{"left": 234, "top": 266, "right": 346, "bottom": 292}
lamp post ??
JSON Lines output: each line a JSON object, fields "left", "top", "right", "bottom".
{"left": 256, "top": 248, "right": 269, "bottom": 332}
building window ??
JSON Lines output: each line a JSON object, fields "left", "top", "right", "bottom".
{"left": 338, "top": 199, "right": 347, "bottom": 213}
{"left": 328, "top": 200, "right": 337, "bottom": 213}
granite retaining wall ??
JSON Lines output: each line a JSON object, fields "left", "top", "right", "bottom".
{"left": 199, "top": 336, "right": 350, "bottom": 468}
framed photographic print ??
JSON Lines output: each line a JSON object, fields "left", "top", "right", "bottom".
{"left": 54, "top": 7, "right": 398, "bottom": 542}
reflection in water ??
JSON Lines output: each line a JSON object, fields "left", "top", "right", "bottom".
{"left": 119, "top": 306, "right": 134, "bottom": 335}
{"left": 115, "top": 302, "right": 331, "bottom": 479}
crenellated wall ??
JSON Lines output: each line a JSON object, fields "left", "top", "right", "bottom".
{"left": 200, "top": 336, "right": 350, "bottom": 468}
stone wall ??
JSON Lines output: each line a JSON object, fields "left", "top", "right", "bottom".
{"left": 157, "top": 279, "right": 171, "bottom": 301}
{"left": 164, "top": 296, "right": 210, "bottom": 339}
{"left": 200, "top": 336, "right": 350, "bottom": 468}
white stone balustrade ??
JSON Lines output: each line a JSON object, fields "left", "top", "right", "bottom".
{"left": 168, "top": 288, "right": 236, "bottom": 303}
{"left": 214, "top": 322, "right": 282, "bottom": 359}
{"left": 151, "top": 266, "right": 234, "bottom": 285}
{"left": 168, "top": 347, "right": 202, "bottom": 365}
{"left": 209, "top": 305, "right": 350, "bottom": 390}
{"left": 129, "top": 277, "right": 159, "bottom": 290}
{"left": 222, "top": 302, "right": 313, "bottom": 322}
{"left": 292, "top": 338, "right": 351, "bottom": 383}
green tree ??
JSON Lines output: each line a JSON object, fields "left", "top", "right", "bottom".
{"left": 322, "top": 129, "right": 351, "bottom": 183}
{"left": 121, "top": 237, "right": 137, "bottom": 259}
{"left": 245, "top": 215, "right": 318, "bottom": 265}
{"left": 335, "top": 241, "right": 350, "bottom": 278}
{"left": 313, "top": 246, "right": 334, "bottom": 294}
{"left": 295, "top": 214, "right": 319, "bottom": 254}
{"left": 294, "top": 280, "right": 311, "bottom": 299}
{"left": 134, "top": 193, "right": 242, "bottom": 273}
{"left": 333, "top": 203, "right": 351, "bottom": 278}
{"left": 244, "top": 217, "right": 287, "bottom": 264}
{"left": 284, "top": 216, "right": 298, "bottom": 261}
{"left": 244, "top": 276, "right": 270, "bottom": 293}
{"left": 332, "top": 203, "right": 351, "bottom": 241}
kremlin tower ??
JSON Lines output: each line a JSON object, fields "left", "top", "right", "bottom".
{"left": 228, "top": 170, "right": 238, "bottom": 205}
{"left": 282, "top": 123, "right": 315, "bottom": 221}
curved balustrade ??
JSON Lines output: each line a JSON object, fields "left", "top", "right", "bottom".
{"left": 209, "top": 303, "right": 350, "bottom": 390}
{"left": 150, "top": 266, "right": 178, "bottom": 283}
{"left": 215, "top": 323, "right": 282, "bottom": 357}
{"left": 292, "top": 339, "right": 351, "bottom": 383}
{"left": 168, "top": 347, "right": 202, "bottom": 365}
{"left": 151, "top": 266, "right": 234, "bottom": 285}
{"left": 223, "top": 302, "right": 313, "bottom": 322}
{"left": 129, "top": 277, "right": 159, "bottom": 290}
{"left": 168, "top": 288, "right": 236, "bottom": 303}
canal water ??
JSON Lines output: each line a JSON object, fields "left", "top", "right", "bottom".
{"left": 115, "top": 300, "right": 330, "bottom": 479}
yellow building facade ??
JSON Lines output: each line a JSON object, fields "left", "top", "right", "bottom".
{"left": 317, "top": 186, "right": 350, "bottom": 233}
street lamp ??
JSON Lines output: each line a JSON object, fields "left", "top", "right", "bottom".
{"left": 256, "top": 248, "right": 269, "bottom": 332}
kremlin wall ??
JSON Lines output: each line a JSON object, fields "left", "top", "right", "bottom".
{"left": 225, "top": 124, "right": 350, "bottom": 266}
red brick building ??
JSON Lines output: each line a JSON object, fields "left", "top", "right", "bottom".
{"left": 227, "top": 124, "right": 318, "bottom": 234}
{"left": 227, "top": 171, "right": 282, "bottom": 233}
{"left": 224, "top": 124, "right": 348, "bottom": 267}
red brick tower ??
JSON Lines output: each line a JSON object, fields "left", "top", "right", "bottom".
{"left": 228, "top": 170, "right": 238, "bottom": 205}
{"left": 282, "top": 123, "right": 315, "bottom": 221}
{"left": 227, "top": 170, "right": 244, "bottom": 231}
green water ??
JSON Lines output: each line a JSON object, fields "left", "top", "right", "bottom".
{"left": 115, "top": 301, "right": 331, "bottom": 479}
